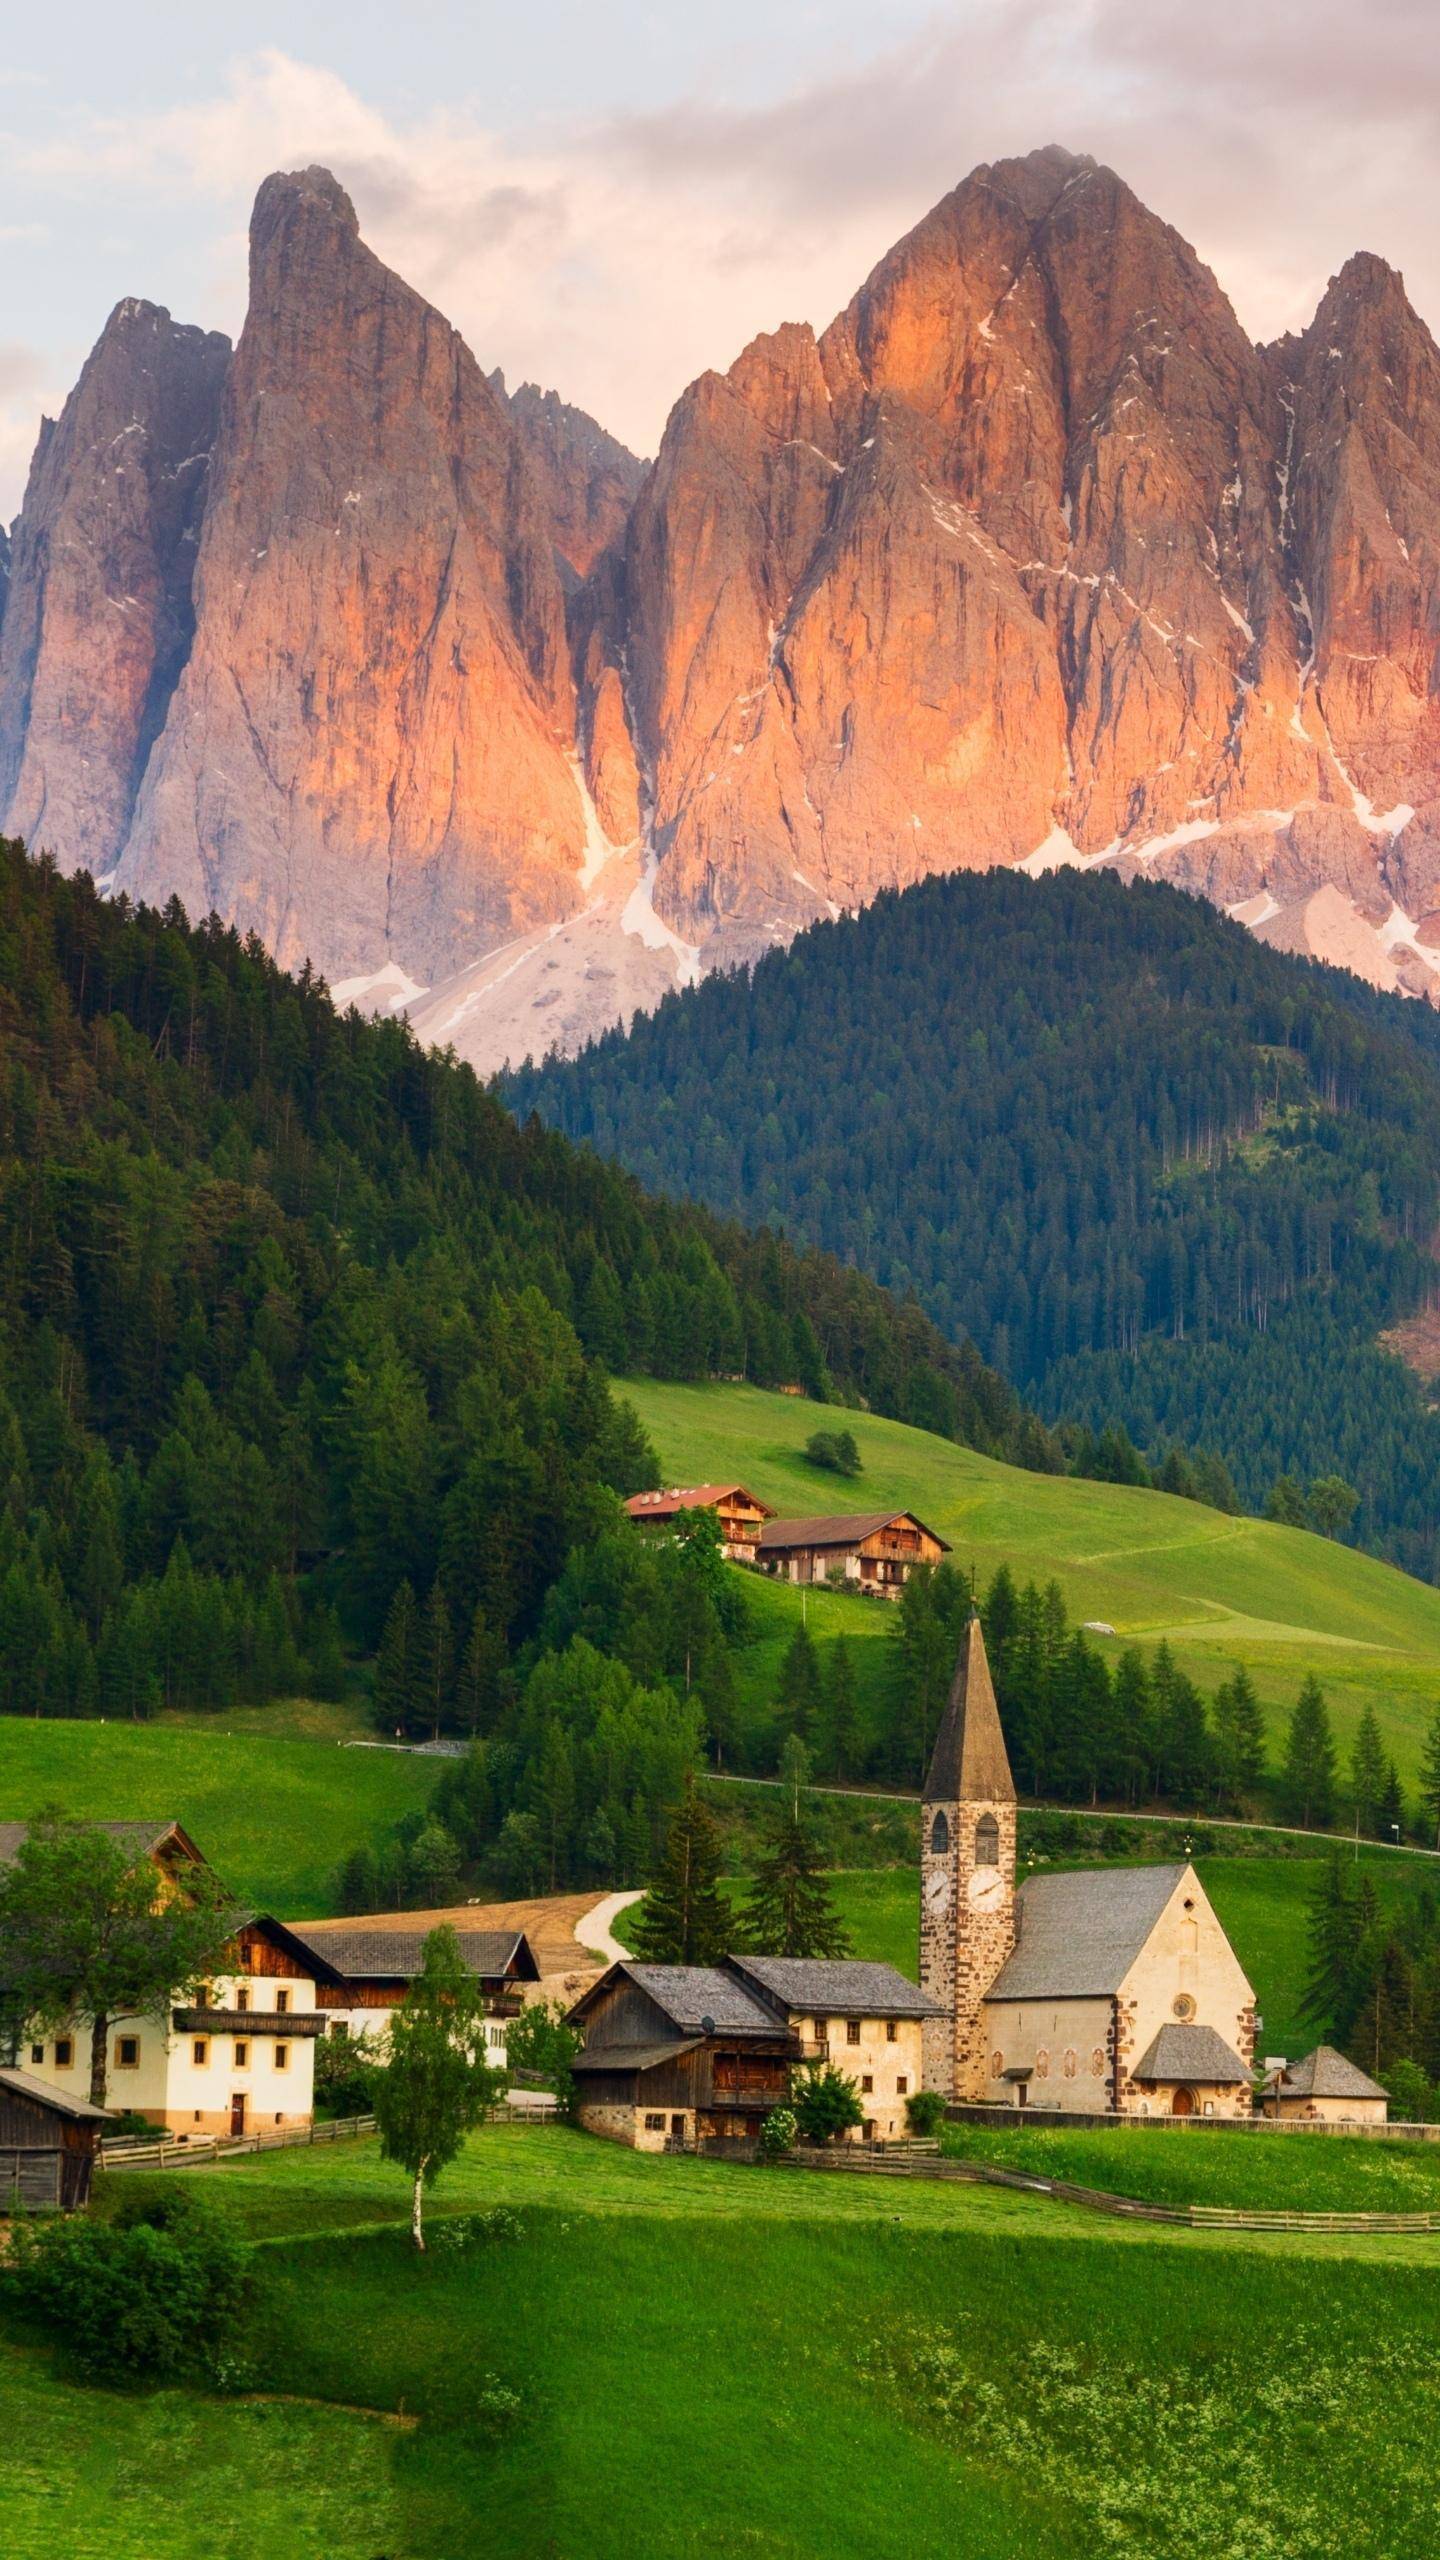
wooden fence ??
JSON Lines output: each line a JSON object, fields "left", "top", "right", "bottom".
{"left": 98, "top": 2112, "right": 379, "bottom": 2172}
{"left": 784, "top": 2143, "right": 1440, "bottom": 2233}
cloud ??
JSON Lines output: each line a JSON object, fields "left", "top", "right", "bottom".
{"left": 9, "top": 14, "right": 1440, "bottom": 475}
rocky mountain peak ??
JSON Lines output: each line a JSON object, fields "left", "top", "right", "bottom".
{"left": 251, "top": 164, "right": 359, "bottom": 255}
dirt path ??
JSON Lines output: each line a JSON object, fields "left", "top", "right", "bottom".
{"left": 577, "top": 1889, "right": 644, "bottom": 1962}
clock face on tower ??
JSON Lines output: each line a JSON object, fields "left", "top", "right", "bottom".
{"left": 924, "top": 1865, "right": 951, "bottom": 1913}
{"left": 968, "top": 1868, "right": 1006, "bottom": 1912}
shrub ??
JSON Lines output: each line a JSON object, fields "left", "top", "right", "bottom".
{"left": 505, "top": 2000, "right": 583, "bottom": 2118}
{"left": 8, "top": 2191, "right": 251, "bottom": 2380}
{"left": 904, "top": 2089, "right": 947, "bottom": 2137}
{"left": 791, "top": 2060, "right": 864, "bottom": 2144}
{"left": 803, "top": 1429, "right": 862, "bottom": 1477}
{"left": 425, "top": 2207, "right": 525, "bottom": 2255}
{"left": 1380, "top": 2058, "right": 1436, "bottom": 2124}
{"left": 758, "top": 2106, "right": 798, "bottom": 2161}
{"left": 314, "top": 2026, "right": 385, "bottom": 2119}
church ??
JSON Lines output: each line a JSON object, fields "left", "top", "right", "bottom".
{"left": 920, "top": 1617, "right": 1258, "bottom": 2119}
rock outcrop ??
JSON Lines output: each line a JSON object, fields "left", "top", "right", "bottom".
{"left": 0, "top": 301, "right": 229, "bottom": 876}
{"left": 8, "top": 147, "right": 1440, "bottom": 1052}
{"left": 114, "top": 169, "right": 586, "bottom": 983}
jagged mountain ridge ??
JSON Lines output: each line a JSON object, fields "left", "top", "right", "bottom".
{"left": 4, "top": 146, "right": 1440, "bottom": 1061}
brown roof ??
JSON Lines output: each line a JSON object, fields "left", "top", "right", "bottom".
{"left": 0, "top": 2066, "right": 111, "bottom": 2122}
{"left": 572, "top": 2039, "right": 703, "bottom": 2075}
{"left": 924, "top": 1614, "right": 1015, "bottom": 1806}
{"left": 626, "top": 1484, "right": 774, "bottom": 1520}
{"left": 758, "top": 1510, "right": 950, "bottom": 1552}
{"left": 1274, "top": 2045, "right": 1387, "bottom": 2101}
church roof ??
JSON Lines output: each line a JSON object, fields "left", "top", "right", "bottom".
{"left": 1273, "top": 2044, "right": 1387, "bottom": 2101}
{"left": 724, "top": 1956, "right": 943, "bottom": 2020}
{"left": 923, "top": 1614, "right": 1015, "bottom": 1805}
{"left": 1131, "top": 2023, "right": 1251, "bottom": 2085}
{"left": 987, "top": 1863, "right": 1189, "bottom": 2000}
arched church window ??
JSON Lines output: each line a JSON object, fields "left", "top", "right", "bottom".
{"left": 974, "top": 1812, "right": 999, "bottom": 1868}
{"left": 930, "top": 1809, "right": 950, "bottom": 1857}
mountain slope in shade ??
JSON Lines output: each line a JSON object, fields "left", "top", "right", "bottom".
{"left": 0, "top": 300, "right": 230, "bottom": 878}
{"left": 113, "top": 168, "right": 590, "bottom": 984}
{"left": 6, "top": 148, "right": 1440, "bottom": 1059}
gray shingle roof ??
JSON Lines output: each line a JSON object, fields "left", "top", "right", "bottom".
{"left": 0, "top": 1818, "right": 186, "bottom": 1869}
{"left": 987, "top": 1864, "right": 1190, "bottom": 2000}
{"left": 725, "top": 1956, "right": 942, "bottom": 2020}
{"left": 1275, "top": 2045, "right": 1387, "bottom": 2101}
{"left": 572, "top": 2039, "right": 702, "bottom": 2075}
{"left": 1130, "top": 2023, "right": 1250, "bottom": 2085}
{"left": 923, "top": 1613, "right": 1015, "bottom": 1805}
{"left": 284, "top": 1927, "right": 531, "bottom": 1983}
{"left": 0, "top": 2066, "right": 111, "bottom": 2121}
{"left": 620, "top": 1964, "right": 781, "bottom": 2035}
{"left": 758, "top": 1511, "right": 949, "bottom": 1552}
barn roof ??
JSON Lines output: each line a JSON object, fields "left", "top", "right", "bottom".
{"left": 923, "top": 1613, "right": 1015, "bottom": 1806}
{"left": 0, "top": 2066, "right": 110, "bottom": 2121}
{"left": 571, "top": 2039, "right": 703, "bottom": 2075}
{"left": 987, "top": 1865, "right": 1191, "bottom": 2001}
{"left": 0, "top": 1817, "right": 199, "bottom": 1869}
{"left": 758, "top": 1510, "right": 950, "bottom": 1552}
{"left": 1131, "top": 2023, "right": 1251, "bottom": 2086}
{"left": 724, "top": 1956, "right": 943, "bottom": 2020}
{"left": 284, "top": 1926, "right": 539, "bottom": 1984}
{"left": 596, "top": 1963, "right": 782, "bottom": 2036}
{"left": 1274, "top": 2045, "right": 1387, "bottom": 2101}
{"left": 625, "top": 1483, "right": 774, "bottom": 1520}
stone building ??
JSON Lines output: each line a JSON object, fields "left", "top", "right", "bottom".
{"left": 919, "top": 1619, "right": 1257, "bottom": 2118}
{"left": 1260, "top": 2046, "right": 1389, "bottom": 2125}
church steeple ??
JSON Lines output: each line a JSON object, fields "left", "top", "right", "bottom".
{"left": 923, "top": 1610, "right": 1016, "bottom": 1806}
{"left": 919, "top": 1610, "right": 1017, "bottom": 2101}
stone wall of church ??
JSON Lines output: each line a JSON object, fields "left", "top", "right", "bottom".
{"left": 921, "top": 1799, "right": 1017, "bottom": 2099}
{"left": 1113, "top": 1872, "right": 1256, "bottom": 2118}
{"left": 978, "top": 1995, "right": 1113, "bottom": 2110}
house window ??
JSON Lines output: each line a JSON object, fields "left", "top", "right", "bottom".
{"left": 886, "top": 2020, "right": 897, "bottom": 2043}
{"left": 116, "top": 2034, "right": 140, "bottom": 2069}
{"left": 930, "top": 1810, "right": 950, "bottom": 1857}
{"left": 644, "top": 2112, "right": 666, "bottom": 2131}
{"left": 55, "top": 2036, "right": 73, "bottom": 2069}
{"left": 192, "top": 2037, "right": 209, "bottom": 2066}
{"left": 975, "top": 1813, "right": 1000, "bottom": 1869}
{"left": 275, "top": 2043, "right": 290, "bottom": 2071}
{"left": 813, "top": 2017, "right": 828, "bottom": 2042}
{"left": 236, "top": 1986, "right": 250, "bottom": 2013}
{"left": 29, "top": 2042, "right": 42, "bottom": 2065}
{"left": 897, "top": 2076, "right": 908, "bottom": 2095}
{"left": 275, "top": 1988, "right": 290, "bottom": 2015}
{"left": 197, "top": 1984, "right": 213, "bottom": 2010}
{"left": 846, "top": 2020, "right": 861, "bottom": 2046}
{"left": 234, "top": 2040, "right": 250, "bottom": 2067}
{"left": 861, "top": 2075, "right": 874, "bottom": 2094}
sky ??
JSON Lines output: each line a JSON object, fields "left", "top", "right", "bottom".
{"left": 3, "top": 1, "right": 1440, "bottom": 514}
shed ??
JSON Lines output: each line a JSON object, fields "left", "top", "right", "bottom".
{"left": 0, "top": 2067, "right": 109, "bottom": 2211}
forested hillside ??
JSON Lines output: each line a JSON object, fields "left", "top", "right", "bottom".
{"left": 0, "top": 840, "right": 1036, "bottom": 1732}
{"left": 514, "top": 871, "right": 1440, "bottom": 1578}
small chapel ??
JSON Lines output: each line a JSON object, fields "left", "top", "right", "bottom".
{"left": 919, "top": 1615, "right": 1258, "bottom": 2118}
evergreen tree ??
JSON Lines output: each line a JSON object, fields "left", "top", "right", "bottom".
{"left": 1212, "top": 1666, "right": 1266, "bottom": 1810}
{"left": 1378, "top": 1761, "right": 1406, "bottom": 1845}
{"left": 1349, "top": 1704, "right": 1387, "bottom": 1837}
{"left": 1301, "top": 1853, "right": 1356, "bottom": 2035}
{"left": 1279, "top": 1676, "right": 1337, "bottom": 1829}
{"left": 456, "top": 1604, "right": 504, "bottom": 1739}
{"left": 374, "top": 1580, "right": 422, "bottom": 1736}
{"left": 816, "top": 1637, "right": 862, "bottom": 1781}
{"left": 419, "top": 1583, "right": 454, "bottom": 1741}
{"left": 777, "top": 1624, "right": 824, "bottom": 1746}
{"left": 337, "top": 1846, "right": 379, "bottom": 1914}
{"left": 743, "top": 1742, "right": 850, "bottom": 1959}
{"left": 630, "top": 1778, "right": 731, "bottom": 1965}
{"left": 1419, "top": 1704, "right": 1440, "bottom": 1850}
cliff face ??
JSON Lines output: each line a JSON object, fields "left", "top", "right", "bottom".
{"left": 8, "top": 147, "right": 1440, "bottom": 1057}
{"left": 114, "top": 169, "right": 586, "bottom": 983}
{"left": 0, "top": 301, "right": 230, "bottom": 875}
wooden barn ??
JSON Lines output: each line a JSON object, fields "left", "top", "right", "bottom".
{"left": 567, "top": 1962, "right": 800, "bottom": 2148}
{"left": 758, "top": 1509, "right": 950, "bottom": 1596}
{"left": 624, "top": 1483, "right": 776, "bottom": 1560}
{"left": 0, "top": 2066, "right": 108, "bottom": 2212}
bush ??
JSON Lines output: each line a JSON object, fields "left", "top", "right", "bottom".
{"left": 314, "top": 2026, "right": 385, "bottom": 2119}
{"left": 803, "top": 1429, "right": 862, "bottom": 1477}
{"left": 425, "top": 2207, "right": 525, "bottom": 2255}
{"left": 1380, "top": 2058, "right": 1436, "bottom": 2124}
{"left": 904, "top": 2089, "right": 947, "bottom": 2137}
{"left": 758, "top": 2106, "right": 798, "bottom": 2162}
{"left": 505, "top": 2000, "right": 583, "bottom": 2118}
{"left": 791, "top": 2061, "right": 864, "bottom": 2144}
{"left": 8, "top": 2191, "right": 251, "bottom": 2380}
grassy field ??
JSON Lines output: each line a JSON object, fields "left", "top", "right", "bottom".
{"left": 623, "top": 1377, "right": 1440, "bottom": 1783}
{"left": 0, "top": 1716, "right": 438, "bottom": 1914}
{"left": 6, "top": 2125, "right": 1440, "bottom": 2558}
{"left": 936, "top": 2116, "right": 1440, "bottom": 2213}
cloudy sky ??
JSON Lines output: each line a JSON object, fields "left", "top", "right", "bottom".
{"left": 2, "top": 1, "right": 1439, "bottom": 513}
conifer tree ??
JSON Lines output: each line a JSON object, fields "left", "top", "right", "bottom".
{"left": 630, "top": 1777, "right": 731, "bottom": 1965}
{"left": 456, "top": 1603, "right": 504, "bottom": 1739}
{"left": 817, "top": 1638, "right": 862, "bottom": 1781}
{"left": 1419, "top": 1705, "right": 1440, "bottom": 1850}
{"left": 777, "top": 1623, "right": 824, "bottom": 1746}
{"left": 374, "top": 1579, "right": 422, "bottom": 1736}
{"left": 743, "top": 1741, "right": 850, "bottom": 1959}
{"left": 1279, "top": 1676, "right": 1337, "bottom": 1829}
{"left": 1378, "top": 1761, "right": 1406, "bottom": 1844}
{"left": 1349, "top": 1704, "right": 1387, "bottom": 1836}
{"left": 420, "top": 1582, "right": 453, "bottom": 1740}
{"left": 1301, "top": 1852, "right": 1356, "bottom": 2035}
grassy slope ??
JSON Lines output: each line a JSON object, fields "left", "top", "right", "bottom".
{"left": 935, "top": 2116, "right": 1440, "bottom": 2213}
{"left": 623, "top": 1377, "right": 1440, "bottom": 1782}
{"left": 7, "top": 2128, "right": 1439, "bottom": 2559}
{"left": 0, "top": 1717, "right": 437, "bottom": 1914}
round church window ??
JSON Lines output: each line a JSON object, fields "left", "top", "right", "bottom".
{"left": 1172, "top": 1993, "right": 1196, "bottom": 2021}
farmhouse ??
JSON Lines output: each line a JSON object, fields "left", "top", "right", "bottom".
{"left": 1, "top": 1818, "right": 341, "bottom": 2138}
{"left": 285, "top": 1922, "right": 539, "bottom": 2066}
{"left": 568, "top": 1955, "right": 940, "bottom": 2148}
{"left": 920, "top": 1618, "right": 1258, "bottom": 2118}
{"left": 624, "top": 1483, "right": 775, "bottom": 1559}
{"left": 0, "top": 2068, "right": 107, "bottom": 2212}
{"left": 757, "top": 1508, "right": 949, "bottom": 1595}
{"left": 1260, "top": 2046, "right": 1389, "bottom": 2125}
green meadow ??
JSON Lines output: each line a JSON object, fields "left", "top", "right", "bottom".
{"left": 0, "top": 1715, "right": 436, "bottom": 1914}
{"left": 623, "top": 1377, "right": 1440, "bottom": 1785}
{"left": 5, "top": 2125, "right": 1439, "bottom": 2559}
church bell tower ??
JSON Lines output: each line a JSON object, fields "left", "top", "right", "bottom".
{"left": 919, "top": 1610, "right": 1017, "bottom": 2099}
